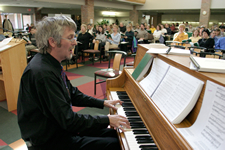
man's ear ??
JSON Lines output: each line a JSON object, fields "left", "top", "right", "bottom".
{"left": 48, "top": 37, "right": 56, "bottom": 48}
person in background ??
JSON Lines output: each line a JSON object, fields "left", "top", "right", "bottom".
{"left": 87, "top": 24, "right": 94, "bottom": 36}
{"left": 219, "top": 23, "right": 224, "bottom": 29}
{"left": 188, "top": 24, "right": 193, "bottom": 32}
{"left": 119, "top": 22, "right": 126, "bottom": 33}
{"left": 18, "top": 16, "right": 129, "bottom": 150}
{"left": 160, "top": 24, "right": 167, "bottom": 35}
{"left": 29, "top": 23, "right": 34, "bottom": 32}
{"left": 199, "top": 26, "right": 205, "bottom": 37}
{"left": 124, "top": 25, "right": 134, "bottom": 46}
{"left": 170, "top": 23, "right": 176, "bottom": 34}
{"left": 106, "top": 25, "right": 113, "bottom": 34}
{"left": 214, "top": 28, "right": 223, "bottom": 43}
{"left": 150, "top": 25, "right": 156, "bottom": 34}
{"left": 141, "top": 16, "right": 147, "bottom": 24}
{"left": 77, "top": 24, "right": 93, "bottom": 53}
{"left": 146, "top": 24, "right": 150, "bottom": 30}
{"left": 210, "top": 29, "right": 216, "bottom": 43}
{"left": 25, "top": 24, "right": 30, "bottom": 31}
{"left": 25, "top": 26, "right": 37, "bottom": 56}
{"left": 189, "top": 29, "right": 201, "bottom": 43}
{"left": 173, "top": 24, "right": 188, "bottom": 42}
{"left": 136, "top": 24, "right": 148, "bottom": 43}
{"left": 75, "top": 16, "right": 81, "bottom": 34}
{"left": 95, "top": 24, "right": 99, "bottom": 33}
{"left": 215, "top": 37, "right": 225, "bottom": 50}
{"left": 165, "top": 24, "right": 172, "bottom": 35}
{"left": 103, "top": 24, "right": 107, "bottom": 32}
{"left": 153, "top": 25, "right": 162, "bottom": 42}
{"left": 91, "top": 25, "right": 106, "bottom": 61}
{"left": 220, "top": 26, "right": 225, "bottom": 36}
{"left": 198, "top": 29, "right": 214, "bottom": 49}
{"left": 175, "top": 23, "right": 179, "bottom": 27}
{"left": 104, "top": 25, "right": 121, "bottom": 61}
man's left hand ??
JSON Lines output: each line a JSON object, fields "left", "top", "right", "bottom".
{"left": 104, "top": 100, "right": 123, "bottom": 110}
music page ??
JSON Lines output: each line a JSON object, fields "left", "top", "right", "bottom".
{"left": 139, "top": 58, "right": 170, "bottom": 97}
{"left": 178, "top": 80, "right": 225, "bottom": 150}
{"left": 151, "top": 66, "right": 204, "bottom": 124}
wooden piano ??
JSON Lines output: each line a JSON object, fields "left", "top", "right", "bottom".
{"left": 106, "top": 44, "right": 225, "bottom": 150}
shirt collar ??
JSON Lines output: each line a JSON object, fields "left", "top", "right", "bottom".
{"left": 44, "top": 52, "right": 62, "bottom": 72}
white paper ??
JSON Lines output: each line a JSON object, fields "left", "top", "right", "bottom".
{"left": 140, "top": 58, "right": 170, "bottom": 97}
{"left": 178, "top": 80, "right": 225, "bottom": 150}
{"left": 147, "top": 48, "right": 190, "bottom": 56}
{"left": 152, "top": 66, "right": 204, "bottom": 124}
{"left": 0, "top": 37, "right": 13, "bottom": 48}
{"left": 0, "top": 45, "right": 11, "bottom": 52}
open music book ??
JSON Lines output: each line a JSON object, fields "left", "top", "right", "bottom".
{"left": 178, "top": 80, "right": 225, "bottom": 150}
{"left": 140, "top": 58, "right": 204, "bottom": 124}
{"left": 0, "top": 37, "right": 13, "bottom": 52}
{"left": 190, "top": 56, "right": 225, "bottom": 73}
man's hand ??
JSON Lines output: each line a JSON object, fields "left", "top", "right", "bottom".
{"left": 28, "top": 41, "right": 32, "bottom": 44}
{"left": 104, "top": 100, "right": 123, "bottom": 110}
{"left": 108, "top": 115, "right": 130, "bottom": 132}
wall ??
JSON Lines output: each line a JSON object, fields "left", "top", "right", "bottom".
{"left": 0, "top": 6, "right": 34, "bottom": 14}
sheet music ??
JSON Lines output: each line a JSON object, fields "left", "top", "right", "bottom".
{"left": 178, "top": 80, "right": 225, "bottom": 150}
{"left": 0, "top": 37, "right": 13, "bottom": 48}
{"left": 139, "top": 58, "right": 170, "bottom": 97}
{"left": 151, "top": 66, "right": 204, "bottom": 124}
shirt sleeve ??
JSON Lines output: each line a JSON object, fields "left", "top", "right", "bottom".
{"left": 36, "top": 76, "right": 109, "bottom": 134}
{"left": 173, "top": 33, "right": 179, "bottom": 41}
{"left": 112, "top": 34, "right": 121, "bottom": 45}
{"left": 215, "top": 39, "right": 220, "bottom": 49}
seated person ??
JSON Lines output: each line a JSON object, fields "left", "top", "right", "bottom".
{"left": 119, "top": 22, "right": 126, "bottom": 33}
{"left": 26, "top": 26, "right": 37, "bottom": 56}
{"left": 210, "top": 29, "right": 216, "bottom": 43}
{"left": 173, "top": 24, "right": 188, "bottom": 42}
{"left": 215, "top": 37, "right": 225, "bottom": 50}
{"left": 136, "top": 23, "right": 148, "bottom": 43}
{"left": 198, "top": 29, "right": 215, "bottom": 50}
{"left": 106, "top": 25, "right": 113, "bottom": 34}
{"left": 77, "top": 24, "right": 93, "bottom": 53}
{"left": 124, "top": 25, "right": 134, "bottom": 45}
{"left": 160, "top": 24, "right": 167, "bottom": 36}
{"left": 18, "top": 16, "right": 130, "bottom": 150}
{"left": 165, "top": 24, "right": 172, "bottom": 35}
{"left": 91, "top": 25, "right": 106, "bottom": 60}
{"left": 150, "top": 25, "right": 156, "bottom": 34}
{"left": 153, "top": 25, "right": 162, "bottom": 42}
{"left": 214, "top": 28, "right": 223, "bottom": 43}
{"left": 189, "top": 29, "right": 201, "bottom": 43}
{"left": 104, "top": 25, "right": 121, "bottom": 60}
{"left": 87, "top": 24, "right": 94, "bottom": 36}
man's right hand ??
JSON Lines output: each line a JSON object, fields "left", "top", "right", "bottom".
{"left": 108, "top": 115, "right": 130, "bottom": 132}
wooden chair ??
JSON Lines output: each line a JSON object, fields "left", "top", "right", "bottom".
{"left": 188, "top": 46, "right": 206, "bottom": 57}
{"left": 94, "top": 51, "right": 126, "bottom": 95}
{"left": 126, "top": 53, "right": 136, "bottom": 66}
{"left": 168, "top": 45, "right": 186, "bottom": 49}
{"left": 83, "top": 40, "right": 101, "bottom": 65}
{"left": 200, "top": 52, "right": 223, "bottom": 59}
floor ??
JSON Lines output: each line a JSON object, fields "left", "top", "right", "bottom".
{"left": 0, "top": 56, "right": 133, "bottom": 150}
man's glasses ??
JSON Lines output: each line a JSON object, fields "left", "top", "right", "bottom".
{"left": 61, "top": 37, "right": 76, "bottom": 43}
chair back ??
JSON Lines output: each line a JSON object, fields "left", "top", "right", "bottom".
{"left": 112, "top": 53, "right": 122, "bottom": 71}
{"left": 94, "top": 40, "right": 100, "bottom": 50}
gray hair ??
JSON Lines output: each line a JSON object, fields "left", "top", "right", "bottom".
{"left": 36, "top": 15, "right": 77, "bottom": 54}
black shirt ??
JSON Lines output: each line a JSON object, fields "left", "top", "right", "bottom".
{"left": 198, "top": 38, "right": 215, "bottom": 49}
{"left": 165, "top": 28, "right": 172, "bottom": 35}
{"left": 125, "top": 31, "right": 134, "bottom": 45}
{"left": 119, "top": 26, "right": 126, "bottom": 33}
{"left": 17, "top": 53, "right": 109, "bottom": 148}
{"left": 77, "top": 32, "right": 93, "bottom": 50}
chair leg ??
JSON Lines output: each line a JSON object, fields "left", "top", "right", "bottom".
{"left": 92, "top": 53, "right": 94, "bottom": 65}
{"left": 94, "top": 74, "right": 97, "bottom": 95}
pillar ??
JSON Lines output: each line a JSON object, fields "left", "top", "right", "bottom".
{"left": 130, "top": 5, "right": 138, "bottom": 26}
{"left": 81, "top": 0, "right": 94, "bottom": 25}
{"left": 34, "top": 8, "right": 42, "bottom": 22}
{"left": 0, "top": 12, "right": 3, "bottom": 34}
{"left": 199, "top": 0, "right": 211, "bottom": 28}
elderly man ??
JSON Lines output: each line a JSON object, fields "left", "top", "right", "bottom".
{"left": 17, "top": 16, "right": 130, "bottom": 150}
{"left": 119, "top": 22, "right": 126, "bottom": 33}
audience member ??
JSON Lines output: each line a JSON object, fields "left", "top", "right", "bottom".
{"left": 75, "top": 16, "right": 81, "bottom": 34}
{"left": 26, "top": 26, "right": 37, "bottom": 56}
{"left": 153, "top": 25, "right": 162, "bottom": 41}
{"left": 103, "top": 24, "right": 107, "bottom": 32}
{"left": 87, "top": 24, "right": 94, "bottom": 35}
{"left": 160, "top": 24, "right": 167, "bottom": 35}
{"left": 104, "top": 25, "right": 121, "bottom": 60}
{"left": 136, "top": 24, "right": 148, "bottom": 43}
{"left": 187, "top": 24, "right": 193, "bottom": 32}
{"left": 198, "top": 29, "right": 214, "bottom": 49}
{"left": 106, "top": 25, "right": 113, "bottom": 34}
{"left": 219, "top": 23, "right": 224, "bottom": 29}
{"left": 220, "top": 26, "right": 225, "bottom": 36}
{"left": 25, "top": 24, "right": 29, "bottom": 31}
{"left": 124, "top": 25, "right": 134, "bottom": 45}
{"left": 119, "top": 22, "right": 126, "bottom": 33}
{"left": 173, "top": 24, "right": 188, "bottom": 42}
{"left": 170, "top": 23, "right": 176, "bottom": 34}
{"left": 141, "top": 16, "right": 147, "bottom": 24}
{"left": 189, "top": 29, "right": 201, "bottom": 43}
{"left": 165, "top": 24, "right": 172, "bottom": 35}
{"left": 215, "top": 37, "right": 225, "bottom": 50}
{"left": 77, "top": 24, "right": 93, "bottom": 52}
{"left": 214, "top": 28, "right": 223, "bottom": 43}
{"left": 150, "top": 25, "right": 156, "bottom": 34}
{"left": 210, "top": 29, "right": 216, "bottom": 43}
{"left": 199, "top": 26, "right": 205, "bottom": 36}
{"left": 135, "top": 23, "right": 140, "bottom": 31}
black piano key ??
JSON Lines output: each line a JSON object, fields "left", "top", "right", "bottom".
{"left": 124, "top": 108, "right": 136, "bottom": 111}
{"left": 118, "top": 95, "right": 130, "bottom": 99}
{"left": 121, "top": 99, "right": 131, "bottom": 103}
{"left": 130, "top": 122, "right": 145, "bottom": 126}
{"left": 116, "top": 91, "right": 127, "bottom": 95}
{"left": 137, "top": 139, "right": 155, "bottom": 144}
{"left": 135, "top": 135, "right": 153, "bottom": 140}
{"left": 140, "top": 145, "right": 158, "bottom": 150}
{"left": 133, "top": 129, "right": 149, "bottom": 134}
{"left": 125, "top": 112, "right": 139, "bottom": 116}
{"left": 131, "top": 126, "right": 146, "bottom": 129}
{"left": 122, "top": 103, "right": 134, "bottom": 107}
{"left": 128, "top": 117, "right": 142, "bottom": 122}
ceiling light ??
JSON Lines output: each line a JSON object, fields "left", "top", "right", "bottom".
{"left": 102, "top": 11, "right": 116, "bottom": 16}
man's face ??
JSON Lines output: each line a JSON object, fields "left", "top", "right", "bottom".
{"left": 202, "top": 32, "right": 208, "bottom": 39}
{"left": 55, "top": 27, "right": 76, "bottom": 61}
{"left": 120, "top": 23, "right": 123, "bottom": 27}
{"left": 211, "top": 31, "right": 216, "bottom": 38}
{"left": 141, "top": 25, "right": 144, "bottom": 30}
{"left": 88, "top": 25, "right": 91, "bottom": 29}
{"left": 216, "top": 30, "right": 220, "bottom": 36}
{"left": 30, "top": 29, "right": 36, "bottom": 34}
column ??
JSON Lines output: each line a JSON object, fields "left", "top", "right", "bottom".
{"left": 199, "top": 0, "right": 211, "bottom": 28}
{"left": 81, "top": 0, "right": 94, "bottom": 25}
{"left": 34, "top": 8, "right": 42, "bottom": 22}
{"left": 130, "top": 5, "right": 139, "bottom": 25}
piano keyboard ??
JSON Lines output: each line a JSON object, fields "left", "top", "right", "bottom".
{"left": 111, "top": 91, "right": 158, "bottom": 150}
